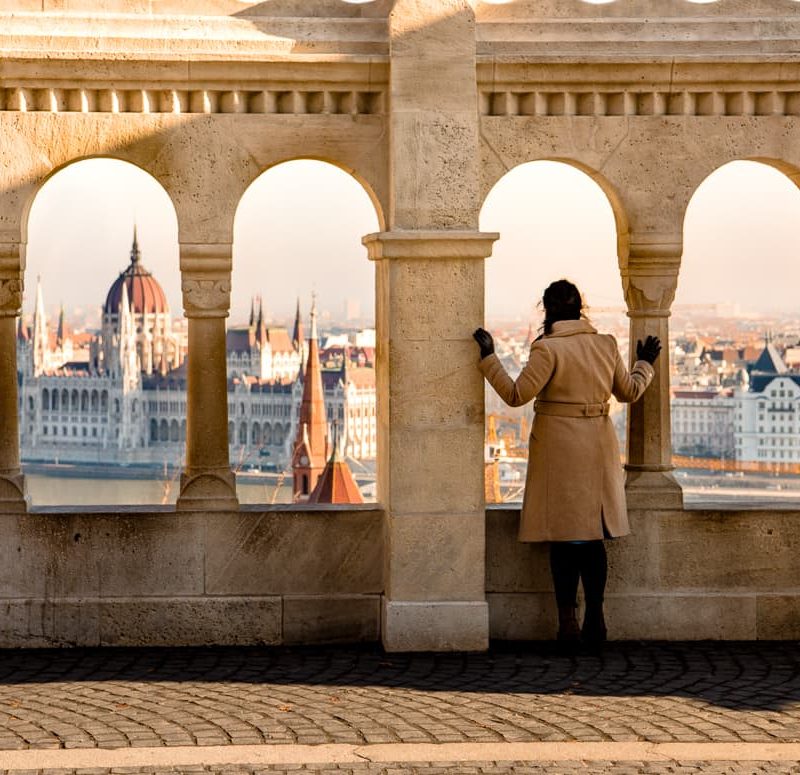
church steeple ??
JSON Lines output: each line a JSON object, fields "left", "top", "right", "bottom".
{"left": 292, "top": 294, "right": 328, "bottom": 501}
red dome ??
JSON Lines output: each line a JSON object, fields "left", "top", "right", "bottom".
{"left": 103, "top": 232, "right": 169, "bottom": 317}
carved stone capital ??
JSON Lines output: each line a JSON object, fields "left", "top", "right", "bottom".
{"left": 180, "top": 244, "right": 232, "bottom": 319}
{"left": 0, "top": 244, "right": 24, "bottom": 318}
{"left": 622, "top": 235, "right": 682, "bottom": 319}
{"left": 363, "top": 231, "right": 499, "bottom": 261}
{"left": 0, "top": 277, "right": 23, "bottom": 318}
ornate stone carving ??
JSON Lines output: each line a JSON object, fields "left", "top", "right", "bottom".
{"left": 622, "top": 238, "right": 682, "bottom": 318}
{"left": 0, "top": 277, "right": 22, "bottom": 317}
{"left": 181, "top": 277, "right": 231, "bottom": 319}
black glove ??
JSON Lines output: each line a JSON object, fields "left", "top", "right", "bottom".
{"left": 473, "top": 328, "right": 495, "bottom": 359}
{"left": 636, "top": 335, "right": 662, "bottom": 365}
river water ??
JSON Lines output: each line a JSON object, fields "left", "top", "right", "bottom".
{"left": 25, "top": 473, "right": 295, "bottom": 507}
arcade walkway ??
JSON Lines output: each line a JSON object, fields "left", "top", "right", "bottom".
{"left": 0, "top": 643, "right": 798, "bottom": 773}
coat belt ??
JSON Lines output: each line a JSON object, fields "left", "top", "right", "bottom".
{"left": 534, "top": 400, "right": 610, "bottom": 418}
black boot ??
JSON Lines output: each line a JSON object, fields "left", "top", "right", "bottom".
{"left": 557, "top": 605, "right": 581, "bottom": 647}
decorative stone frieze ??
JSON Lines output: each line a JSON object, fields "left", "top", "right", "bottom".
{"left": 0, "top": 88, "right": 384, "bottom": 116}
{"left": 480, "top": 90, "right": 800, "bottom": 118}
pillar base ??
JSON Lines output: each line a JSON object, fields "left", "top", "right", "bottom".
{"left": 625, "top": 468, "right": 684, "bottom": 510}
{"left": 0, "top": 471, "right": 28, "bottom": 513}
{"left": 176, "top": 468, "right": 238, "bottom": 511}
{"left": 381, "top": 599, "right": 489, "bottom": 652}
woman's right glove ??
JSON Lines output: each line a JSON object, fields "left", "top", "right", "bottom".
{"left": 636, "top": 335, "right": 662, "bottom": 365}
{"left": 473, "top": 328, "right": 495, "bottom": 359}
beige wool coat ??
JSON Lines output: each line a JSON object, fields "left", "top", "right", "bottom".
{"left": 479, "top": 319, "right": 654, "bottom": 542}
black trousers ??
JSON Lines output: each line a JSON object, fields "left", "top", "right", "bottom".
{"left": 549, "top": 541, "right": 608, "bottom": 610}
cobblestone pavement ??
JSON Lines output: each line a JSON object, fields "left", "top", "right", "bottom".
{"left": 0, "top": 642, "right": 797, "bottom": 752}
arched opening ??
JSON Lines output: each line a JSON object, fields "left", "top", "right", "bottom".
{"left": 42, "top": 389, "right": 49, "bottom": 411}
{"left": 150, "top": 418, "right": 158, "bottom": 442}
{"left": 170, "top": 419, "right": 179, "bottom": 443}
{"left": 230, "top": 159, "right": 379, "bottom": 502}
{"left": 673, "top": 159, "right": 800, "bottom": 506}
{"left": 20, "top": 157, "right": 182, "bottom": 507}
{"left": 480, "top": 160, "right": 625, "bottom": 504}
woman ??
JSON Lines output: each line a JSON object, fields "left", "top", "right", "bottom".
{"left": 474, "top": 279, "right": 661, "bottom": 647}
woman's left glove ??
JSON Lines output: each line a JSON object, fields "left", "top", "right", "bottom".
{"left": 473, "top": 328, "right": 495, "bottom": 359}
{"left": 636, "top": 335, "right": 662, "bottom": 365}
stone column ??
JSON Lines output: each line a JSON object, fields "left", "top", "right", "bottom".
{"left": 622, "top": 234, "right": 683, "bottom": 510}
{"left": 375, "top": 0, "right": 491, "bottom": 651}
{"left": 0, "top": 243, "right": 28, "bottom": 513}
{"left": 176, "top": 244, "right": 238, "bottom": 511}
{"left": 365, "top": 231, "right": 497, "bottom": 652}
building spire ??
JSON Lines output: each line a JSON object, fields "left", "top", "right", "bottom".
{"left": 292, "top": 293, "right": 328, "bottom": 501}
{"left": 249, "top": 297, "right": 256, "bottom": 328}
{"left": 32, "top": 276, "right": 48, "bottom": 376}
{"left": 130, "top": 224, "right": 141, "bottom": 265}
{"left": 56, "top": 303, "right": 66, "bottom": 348}
{"left": 309, "top": 292, "right": 318, "bottom": 343}
{"left": 292, "top": 296, "right": 305, "bottom": 352}
{"left": 256, "top": 295, "right": 267, "bottom": 347}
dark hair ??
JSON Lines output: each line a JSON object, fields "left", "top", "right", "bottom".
{"left": 541, "top": 279, "right": 584, "bottom": 336}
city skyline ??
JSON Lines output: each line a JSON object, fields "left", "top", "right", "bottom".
{"left": 20, "top": 158, "right": 800, "bottom": 322}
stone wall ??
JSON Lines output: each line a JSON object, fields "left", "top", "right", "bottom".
{"left": 0, "top": 506, "right": 383, "bottom": 647}
{"left": 487, "top": 506, "right": 800, "bottom": 641}
{"left": 2, "top": 0, "right": 800, "bottom": 649}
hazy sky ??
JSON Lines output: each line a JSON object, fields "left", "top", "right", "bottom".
{"left": 23, "top": 157, "right": 800, "bottom": 329}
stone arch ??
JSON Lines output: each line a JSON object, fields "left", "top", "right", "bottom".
{"left": 481, "top": 158, "right": 630, "bottom": 272}
{"left": 677, "top": 158, "right": 800, "bottom": 303}
{"left": 42, "top": 388, "right": 49, "bottom": 411}
{"left": 170, "top": 419, "right": 180, "bottom": 442}
{"left": 81, "top": 390, "right": 89, "bottom": 411}
{"left": 150, "top": 418, "right": 158, "bottom": 442}
{"left": 71, "top": 390, "right": 79, "bottom": 411}
{"left": 159, "top": 419, "right": 169, "bottom": 442}
{"left": 230, "top": 158, "right": 383, "bottom": 322}
{"left": 20, "top": 155, "right": 178, "bottom": 245}
{"left": 91, "top": 390, "right": 99, "bottom": 412}
{"left": 249, "top": 156, "right": 386, "bottom": 232}
{"left": 480, "top": 159, "right": 625, "bottom": 320}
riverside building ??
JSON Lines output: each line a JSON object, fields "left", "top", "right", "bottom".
{"left": 17, "top": 233, "right": 377, "bottom": 471}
